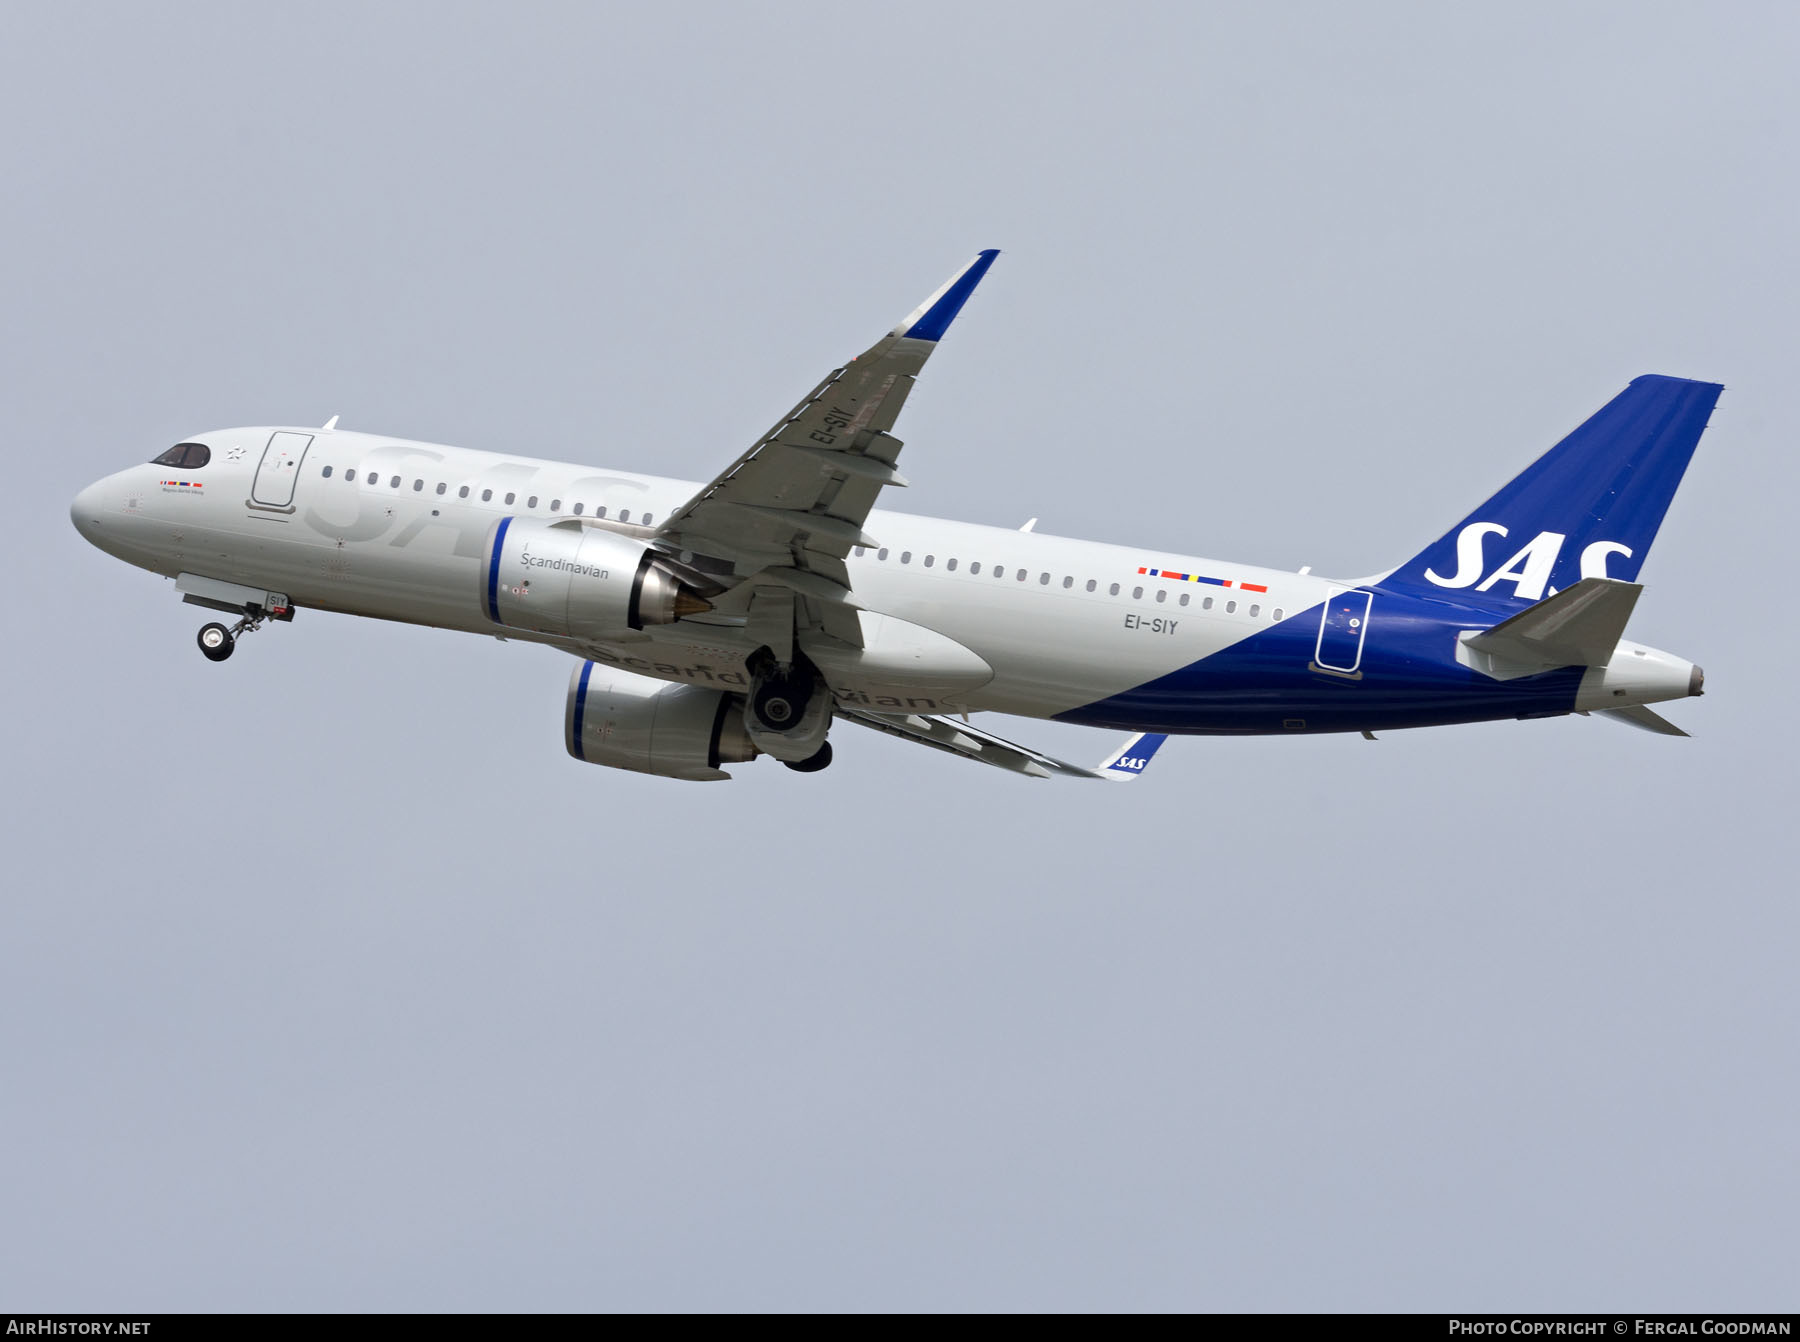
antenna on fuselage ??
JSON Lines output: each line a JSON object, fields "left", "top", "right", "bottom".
{"left": 321, "top": 415, "right": 340, "bottom": 432}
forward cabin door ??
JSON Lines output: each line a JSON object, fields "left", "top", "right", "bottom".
{"left": 252, "top": 432, "right": 313, "bottom": 508}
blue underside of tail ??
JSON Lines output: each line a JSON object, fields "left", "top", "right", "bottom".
{"left": 1056, "top": 594, "right": 1584, "bottom": 735}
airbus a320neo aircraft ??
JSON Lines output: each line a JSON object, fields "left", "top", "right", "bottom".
{"left": 71, "top": 251, "right": 1717, "bottom": 782}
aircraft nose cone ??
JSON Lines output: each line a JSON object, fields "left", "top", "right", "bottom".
{"left": 71, "top": 479, "right": 108, "bottom": 543}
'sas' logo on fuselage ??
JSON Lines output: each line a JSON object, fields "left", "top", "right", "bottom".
{"left": 1423, "top": 523, "right": 1631, "bottom": 602}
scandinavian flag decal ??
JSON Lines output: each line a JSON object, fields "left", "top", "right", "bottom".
{"left": 1136, "top": 565, "right": 1266, "bottom": 594}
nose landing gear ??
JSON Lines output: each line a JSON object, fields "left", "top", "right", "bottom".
{"left": 194, "top": 598, "right": 289, "bottom": 663}
{"left": 197, "top": 622, "right": 235, "bottom": 661}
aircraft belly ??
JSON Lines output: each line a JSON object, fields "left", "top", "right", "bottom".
{"left": 861, "top": 575, "right": 1265, "bottom": 718}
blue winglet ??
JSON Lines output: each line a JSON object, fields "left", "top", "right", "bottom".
{"left": 1096, "top": 732, "right": 1168, "bottom": 781}
{"left": 893, "top": 249, "right": 1000, "bottom": 342}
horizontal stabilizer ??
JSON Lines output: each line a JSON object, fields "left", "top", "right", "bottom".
{"left": 1597, "top": 704, "right": 1689, "bottom": 737}
{"left": 1462, "top": 577, "right": 1642, "bottom": 668}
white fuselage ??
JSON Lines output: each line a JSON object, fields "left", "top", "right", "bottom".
{"left": 73, "top": 426, "right": 1336, "bottom": 721}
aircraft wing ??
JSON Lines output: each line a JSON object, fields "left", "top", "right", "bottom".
{"left": 655, "top": 251, "right": 999, "bottom": 647}
{"left": 837, "top": 707, "right": 1169, "bottom": 781}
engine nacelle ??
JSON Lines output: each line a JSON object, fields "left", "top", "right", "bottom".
{"left": 482, "top": 518, "right": 708, "bottom": 638}
{"left": 565, "top": 663, "right": 758, "bottom": 782}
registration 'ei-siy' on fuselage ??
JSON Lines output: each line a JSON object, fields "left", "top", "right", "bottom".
{"left": 70, "top": 251, "right": 1717, "bottom": 782}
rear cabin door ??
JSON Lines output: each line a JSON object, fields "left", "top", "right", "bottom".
{"left": 252, "top": 432, "right": 312, "bottom": 508}
{"left": 1314, "top": 588, "right": 1373, "bottom": 675}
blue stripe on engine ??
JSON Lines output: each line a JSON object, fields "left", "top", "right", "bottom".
{"left": 485, "top": 516, "right": 512, "bottom": 623}
{"left": 571, "top": 660, "right": 594, "bottom": 761}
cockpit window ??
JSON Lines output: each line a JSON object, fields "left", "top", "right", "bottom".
{"left": 151, "top": 443, "right": 211, "bottom": 470}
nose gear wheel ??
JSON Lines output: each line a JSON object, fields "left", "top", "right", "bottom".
{"left": 195, "top": 603, "right": 280, "bottom": 663}
{"left": 197, "top": 622, "right": 234, "bottom": 661}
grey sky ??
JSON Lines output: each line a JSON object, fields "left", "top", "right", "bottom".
{"left": 5, "top": 0, "right": 1796, "bottom": 1311}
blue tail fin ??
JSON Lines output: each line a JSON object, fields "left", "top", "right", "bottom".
{"left": 1378, "top": 375, "right": 1722, "bottom": 606}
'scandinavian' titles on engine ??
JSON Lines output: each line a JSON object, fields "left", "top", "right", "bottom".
{"left": 480, "top": 517, "right": 711, "bottom": 638}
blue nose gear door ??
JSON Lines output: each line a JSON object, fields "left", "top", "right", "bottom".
{"left": 1313, "top": 588, "right": 1373, "bottom": 676}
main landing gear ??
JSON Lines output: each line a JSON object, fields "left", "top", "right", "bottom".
{"left": 783, "top": 741, "right": 833, "bottom": 773}
{"left": 744, "top": 647, "right": 834, "bottom": 771}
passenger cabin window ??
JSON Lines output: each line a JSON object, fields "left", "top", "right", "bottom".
{"left": 900, "top": 551, "right": 912, "bottom": 564}
{"left": 482, "top": 489, "right": 493, "bottom": 502}
{"left": 619, "top": 509, "right": 631, "bottom": 523}
{"left": 504, "top": 492, "right": 516, "bottom": 505}
{"left": 1274, "top": 607, "right": 1284, "bottom": 620}
{"left": 1109, "top": 583, "right": 1120, "bottom": 596}
{"left": 1132, "top": 586, "right": 1143, "bottom": 599}
{"left": 1155, "top": 589, "right": 1166, "bottom": 603}
{"left": 573, "top": 503, "right": 584, "bottom": 515}
{"left": 321, "top": 466, "right": 333, "bottom": 478}
{"left": 970, "top": 562, "right": 981, "bottom": 575}
{"left": 946, "top": 558, "right": 957, "bottom": 571}
{"left": 459, "top": 486, "right": 470, "bottom": 498}
{"left": 150, "top": 443, "right": 211, "bottom": 470}
{"left": 413, "top": 479, "right": 423, "bottom": 491}
{"left": 1086, "top": 579, "right": 1096, "bottom": 592}
{"left": 923, "top": 555, "right": 934, "bottom": 567}
{"left": 390, "top": 475, "right": 401, "bottom": 488}
{"left": 437, "top": 482, "right": 447, "bottom": 495}
{"left": 1179, "top": 593, "right": 1189, "bottom": 606}
{"left": 527, "top": 496, "right": 538, "bottom": 509}
{"left": 595, "top": 506, "right": 607, "bottom": 519}
{"left": 550, "top": 499, "right": 561, "bottom": 512}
